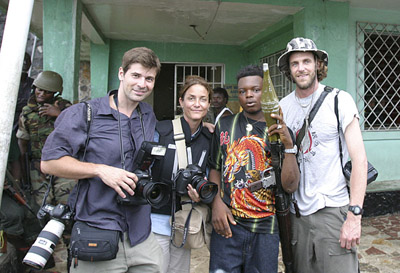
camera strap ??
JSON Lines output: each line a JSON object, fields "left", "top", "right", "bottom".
{"left": 68, "top": 101, "right": 94, "bottom": 217}
{"left": 40, "top": 101, "right": 93, "bottom": 214}
{"left": 170, "top": 117, "right": 194, "bottom": 248}
{"left": 172, "top": 118, "right": 188, "bottom": 170}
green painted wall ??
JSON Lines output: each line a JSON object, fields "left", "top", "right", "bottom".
{"left": 106, "top": 40, "right": 246, "bottom": 90}
{"left": 245, "top": 0, "right": 350, "bottom": 91}
{"left": 243, "top": 1, "right": 400, "bottom": 182}
{"left": 348, "top": 7, "right": 400, "bottom": 182}
{"left": 43, "top": 0, "right": 81, "bottom": 103}
{"left": 84, "top": 0, "right": 400, "bottom": 182}
{"left": 90, "top": 40, "right": 110, "bottom": 98}
{"left": 245, "top": 17, "right": 294, "bottom": 63}
{"left": 293, "top": 1, "right": 349, "bottom": 91}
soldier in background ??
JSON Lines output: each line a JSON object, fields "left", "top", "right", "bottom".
{"left": 0, "top": 131, "right": 44, "bottom": 272}
{"left": 13, "top": 53, "right": 34, "bottom": 133}
{"left": 16, "top": 70, "right": 75, "bottom": 208}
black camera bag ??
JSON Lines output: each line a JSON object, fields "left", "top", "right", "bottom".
{"left": 343, "top": 161, "right": 378, "bottom": 185}
{"left": 70, "top": 221, "right": 120, "bottom": 264}
{"left": 334, "top": 90, "right": 378, "bottom": 185}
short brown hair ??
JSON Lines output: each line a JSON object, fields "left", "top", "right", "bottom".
{"left": 179, "top": 75, "right": 213, "bottom": 102}
{"left": 121, "top": 47, "right": 161, "bottom": 75}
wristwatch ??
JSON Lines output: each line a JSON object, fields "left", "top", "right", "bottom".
{"left": 284, "top": 145, "right": 297, "bottom": 154}
{"left": 348, "top": 205, "right": 364, "bottom": 216}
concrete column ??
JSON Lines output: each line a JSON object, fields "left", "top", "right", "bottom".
{"left": 90, "top": 40, "right": 110, "bottom": 98}
{"left": 293, "top": 1, "right": 350, "bottom": 89}
{"left": 43, "top": 0, "right": 82, "bottom": 103}
{"left": 0, "top": 0, "right": 34, "bottom": 207}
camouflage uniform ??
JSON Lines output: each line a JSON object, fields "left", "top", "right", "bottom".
{"left": 16, "top": 95, "right": 76, "bottom": 207}
{"left": 0, "top": 131, "right": 42, "bottom": 246}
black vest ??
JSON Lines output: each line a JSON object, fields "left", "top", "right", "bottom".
{"left": 151, "top": 117, "right": 211, "bottom": 215}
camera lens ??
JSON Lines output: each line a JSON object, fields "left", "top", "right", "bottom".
{"left": 23, "top": 219, "right": 64, "bottom": 269}
{"left": 150, "top": 186, "right": 161, "bottom": 200}
{"left": 193, "top": 178, "right": 217, "bottom": 204}
{"left": 142, "top": 181, "right": 170, "bottom": 209}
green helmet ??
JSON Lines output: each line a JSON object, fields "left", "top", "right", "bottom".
{"left": 33, "top": 71, "right": 63, "bottom": 94}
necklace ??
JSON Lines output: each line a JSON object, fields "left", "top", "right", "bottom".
{"left": 295, "top": 93, "right": 314, "bottom": 108}
{"left": 244, "top": 113, "right": 262, "bottom": 132}
{"left": 295, "top": 91, "right": 316, "bottom": 151}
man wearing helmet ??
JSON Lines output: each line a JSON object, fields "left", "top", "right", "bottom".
{"left": 17, "top": 70, "right": 74, "bottom": 208}
{"left": 278, "top": 37, "right": 368, "bottom": 272}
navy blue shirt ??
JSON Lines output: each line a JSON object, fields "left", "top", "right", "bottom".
{"left": 41, "top": 90, "right": 156, "bottom": 246}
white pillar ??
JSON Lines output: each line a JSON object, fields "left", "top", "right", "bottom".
{"left": 0, "top": 0, "right": 34, "bottom": 206}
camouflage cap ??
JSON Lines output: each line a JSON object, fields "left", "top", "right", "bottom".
{"left": 277, "top": 37, "right": 329, "bottom": 80}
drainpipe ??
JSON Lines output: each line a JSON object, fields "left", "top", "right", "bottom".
{"left": 0, "top": 0, "right": 34, "bottom": 207}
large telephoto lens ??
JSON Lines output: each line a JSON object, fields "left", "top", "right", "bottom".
{"left": 23, "top": 219, "right": 64, "bottom": 269}
{"left": 193, "top": 177, "right": 218, "bottom": 204}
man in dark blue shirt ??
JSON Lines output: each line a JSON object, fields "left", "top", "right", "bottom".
{"left": 41, "top": 47, "right": 163, "bottom": 272}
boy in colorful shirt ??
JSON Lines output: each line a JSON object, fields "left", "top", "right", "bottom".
{"left": 208, "top": 64, "right": 299, "bottom": 272}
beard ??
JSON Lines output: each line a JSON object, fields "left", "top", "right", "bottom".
{"left": 293, "top": 71, "right": 317, "bottom": 90}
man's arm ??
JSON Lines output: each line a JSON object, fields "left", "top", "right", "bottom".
{"left": 41, "top": 156, "right": 138, "bottom": 198}
{"left": 209, "top": 169, "right": 236, "bottom": 238}
{"left": 269, "top": 112, "right": 300, "bottom": 193}
{"left": 339, "top": 117, "right": 368, "bottom": 249}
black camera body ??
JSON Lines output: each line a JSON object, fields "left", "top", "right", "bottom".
{"left": 23, "top": 203, "right": 73, "bottom": 270}
{"left": 174, "top": 164, "right": 217, "bottom": 204}
{"left": 37, "top": 203, "right": 73, "bottom": 227}
{"left": 116, "top": 141, "right": 170, "bottom": 209}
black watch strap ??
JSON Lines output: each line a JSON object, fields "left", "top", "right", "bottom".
{"left": 348, "top": 205, "right": 363, "bottom": 215}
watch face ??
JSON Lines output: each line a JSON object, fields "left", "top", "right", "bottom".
{"left": 350, "top": 206, "right": 362, "bottom": 215}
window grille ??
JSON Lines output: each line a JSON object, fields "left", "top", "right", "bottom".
{"left": 260, "top": 50, "right": 293, "bottom": 99}
{"left": 174, "top": 64, "right": 224, "bottom": 116}
{"left": 356, "top": 22, "right": 400, "bottom": 131}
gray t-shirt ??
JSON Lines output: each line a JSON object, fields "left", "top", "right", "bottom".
{"left": 280, "top": 84, "right": 359, "bottom": 216}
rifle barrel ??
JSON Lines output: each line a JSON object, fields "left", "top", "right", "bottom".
{"left": 271, "top": 141, "right": 295, "bottom": 273}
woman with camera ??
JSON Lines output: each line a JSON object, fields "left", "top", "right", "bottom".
{"left": 150, "top": 75, "right": 214, "bottom": 273}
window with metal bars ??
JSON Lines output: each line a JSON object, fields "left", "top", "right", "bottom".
{"left": 357, "top": 22, "right": 400, "bottom": 131}
{"left": 174, "top": 64, "right": 224, "bottom": 116}
{"left": 260, "top": 50, "right": 293, "bottom": 99}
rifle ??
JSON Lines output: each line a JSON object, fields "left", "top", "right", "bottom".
{"left": 261, "top": 63, "right": 295, "bottom": 273}
{"left": 4, "top": 170, "right": 36, "bottom": 216}
{"left": 270, "top": 141, "right": 294, "bottom": 273}
{"left": 23, "top": 151, "right": 31, "bottom": 192}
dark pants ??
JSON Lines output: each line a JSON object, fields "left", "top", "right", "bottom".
{"left": 209, "top": 222, "right": 279, "bottom": 273}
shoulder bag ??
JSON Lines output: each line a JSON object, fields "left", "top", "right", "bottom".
{"left": 334, "top": 91, "right": 378, "bottom": 185}
{"left": 170, "top": 118, "right": 212, "bottom": 250}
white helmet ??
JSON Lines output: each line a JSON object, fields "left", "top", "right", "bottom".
{"left": 277, "top": 37, "right": 328, "bottom": 80}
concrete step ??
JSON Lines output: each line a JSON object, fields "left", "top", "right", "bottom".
{"left": 366, "top": 180, "right": 400, "bottom": 193}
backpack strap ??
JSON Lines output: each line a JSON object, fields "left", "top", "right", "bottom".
{"left": 334, "top": 90, "right": 346, "bottom": 177}
{"left": 296, "top": 86, "right": 334, "bottom": 149}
